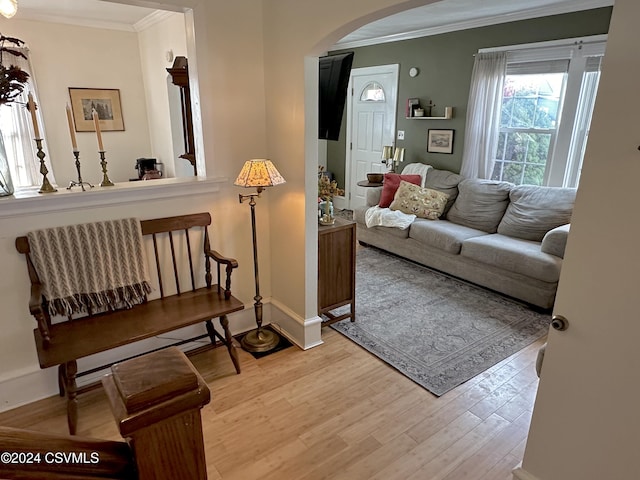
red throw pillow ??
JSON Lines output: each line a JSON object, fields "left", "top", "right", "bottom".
{"left": 379, "top": 173, "right": 422, "bottom": 207}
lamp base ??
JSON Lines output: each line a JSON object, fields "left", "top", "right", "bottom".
{"left": 241, "top": 327, "right": 280, "bottom": 353}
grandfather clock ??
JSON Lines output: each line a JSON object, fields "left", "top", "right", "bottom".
{"left": 167, "top": 56, "right": 196, "bottom": 175}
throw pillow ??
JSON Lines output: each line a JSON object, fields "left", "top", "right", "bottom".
{"left": 379, "top": 173, "right": 422, "bottom": 208}
{"left": 389, "top": 180, "right": 450, "bottom": 220}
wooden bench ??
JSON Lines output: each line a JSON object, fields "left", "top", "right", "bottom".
{"left": 15, "top": 212, "right": 243, "bottom": 435}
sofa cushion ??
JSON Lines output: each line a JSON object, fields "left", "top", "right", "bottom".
{"left": 446, "top": 179, "right": 513, "bottom": 233}
{"left": 389, "top": 181, "right": 449, "bottom": 220}
{"left": 461, "top": 234, "right": 562, "bottom": 283}
{"left": 379, "top": 173, "right": 422, "bottom": 208}
{"left": 424, "top": 168, "right": 462, "bottom": 214}
{"left": 497, "top": 185, "right": 576, "bottom": 241}
{"left": 409, "top": 219, "right": 489, "bottom": 254}
{"left": 540, "top": 224, "right": 570, "bottom": 258}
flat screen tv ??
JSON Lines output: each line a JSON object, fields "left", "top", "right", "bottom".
{"left": 318, "top": 52, "right": 354, "bottom": 141}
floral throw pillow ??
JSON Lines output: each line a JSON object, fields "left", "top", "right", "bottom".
{"left": 389, "top": 180, "right": 450, "bottom": 220}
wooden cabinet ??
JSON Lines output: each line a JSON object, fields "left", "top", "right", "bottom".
{"left": 318, "top": 217, "right": 356, "bottom": 325}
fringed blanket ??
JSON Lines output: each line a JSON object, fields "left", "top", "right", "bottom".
{"left": 27, "top": 218, "right": 152, "bottom": 317}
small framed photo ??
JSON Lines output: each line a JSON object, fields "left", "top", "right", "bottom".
{"left": 68, "top": 88, "right": 124, "bottom": 132}
{"left": 427, "top": 129, "right": 454, "bottom": 154}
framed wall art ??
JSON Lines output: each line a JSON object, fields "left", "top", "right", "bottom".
{"left": 68, "top": 88, "right": 124, "bottom": 132}
{"left": 427, "top": 129, "right": 454, "bottom": 154}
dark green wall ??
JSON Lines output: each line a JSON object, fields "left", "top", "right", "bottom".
{"left": 327, "top": 7, "right": 612, "bottom": 190}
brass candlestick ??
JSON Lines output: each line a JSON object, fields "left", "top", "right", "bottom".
{"left": 67, "top": 150, "right": 94, "bottom": 191}
{"left": 98, "top": 150, "right": 114, "bottom": 187}
{"left": 35, "top": 138, "right": 57, "bottom": 194}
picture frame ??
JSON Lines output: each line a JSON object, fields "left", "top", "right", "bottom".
{"left": 406, "top": 97, "right": 420, "bottom": 117}
{"left": 427, "top": 129, "right": 454, "bottom": 154}
{"left": 68, "top": 88, "right": 124, "bottom": 132}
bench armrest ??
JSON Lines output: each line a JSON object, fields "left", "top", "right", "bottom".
{"left": 28, "top": 283, "right": 52, "bottom": 347}
{"left": 205, "top": 249, "right": 238, "bottom": 299}
{"left": 205, "top": 249, "right": 239, "bottom": 269}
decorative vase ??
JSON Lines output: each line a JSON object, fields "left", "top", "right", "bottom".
{"left": 0, "top": 130, "right": 14, "bottom": 197}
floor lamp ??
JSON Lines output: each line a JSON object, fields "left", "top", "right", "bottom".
{"left": 234, "top": 159, "right": 286, "bottom": 353}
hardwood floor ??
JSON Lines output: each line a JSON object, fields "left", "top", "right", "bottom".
{"left": 0, "top": 328, "right": 545, "bottom": 480}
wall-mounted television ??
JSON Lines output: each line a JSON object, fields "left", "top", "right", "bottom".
{"left": 318, "top": 52, "right": 354, "bottom": 141}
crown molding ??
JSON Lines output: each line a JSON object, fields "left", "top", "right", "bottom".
{"left": 333, "top": 0, "right": 613, "bottom": 50}
{"left": 14, "top": 11, "right": 139, "bottom": 32}
{"left": 134, "top": 10, "right": 177, "bottom": 32}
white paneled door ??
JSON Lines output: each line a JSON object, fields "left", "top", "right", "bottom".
{"left": 346, "top": 65, "right": 398, "bottom": 210}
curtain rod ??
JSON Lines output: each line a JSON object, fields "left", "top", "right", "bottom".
{"left": 475, "top": 34, "right": 607, "bottom": 56}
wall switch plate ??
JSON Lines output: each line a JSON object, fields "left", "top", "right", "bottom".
{"left": 397, "top": 130, "right": 405, "bottom": 140}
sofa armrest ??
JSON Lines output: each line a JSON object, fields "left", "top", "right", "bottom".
{"left": 541, "top": 224, "right": 570, "bottom": 258}
{"left": 366, "top": 186, "right": 383, "bottom": 206}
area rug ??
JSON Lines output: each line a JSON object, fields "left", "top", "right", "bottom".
{"left": 331, "top": 247, "right": 551, "bottom": 396}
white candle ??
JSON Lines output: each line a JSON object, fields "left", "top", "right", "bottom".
{"left": 92, "top": 109, "right": 104, "bottom": 151}
{"left": 27, "top": 93, "right": 40, "bottom": 139}
{"left": 66, "top": 104, "right": 78, "bottom": 151}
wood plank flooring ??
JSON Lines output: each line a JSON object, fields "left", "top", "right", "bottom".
{"left": 0, "top": 328, "right": 545, "bottom": 480}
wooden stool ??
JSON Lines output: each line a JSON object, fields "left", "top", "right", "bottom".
{"left": 102, "top": 347, "right": 211, "bottom": 480}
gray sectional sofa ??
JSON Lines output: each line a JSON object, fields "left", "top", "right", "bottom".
{"left": 354, "top": 167, "right": 576, "bottom": 309}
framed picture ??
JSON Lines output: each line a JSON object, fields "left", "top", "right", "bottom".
{"left": 406, "top": 97, "right": 420, "bottom": 117}
{"left": 68, "top": 88, "right": 124, "bottom": 132}
{"left": 427, "top": 129, "right": 454, "bottom": 154}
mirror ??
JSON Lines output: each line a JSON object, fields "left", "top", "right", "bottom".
{"left": 3, "top": 2, "right": 194, "bottom": 186}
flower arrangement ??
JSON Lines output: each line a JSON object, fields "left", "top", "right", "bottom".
{"left": 318, "top": 166, "right": 344, "bottom": 224}
{"left": 0, "top": 34, "right": 29, "bottom": 105}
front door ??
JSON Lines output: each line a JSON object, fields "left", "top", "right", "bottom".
{"left": 346, "top": 65, "right": 399, "bottom": 210}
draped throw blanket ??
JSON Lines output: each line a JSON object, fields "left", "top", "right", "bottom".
{"left": 365, "top": 205, "right": 416, "bottom": 230}
{"left": 27, "top": 218, "right": 152, "bottom": 317}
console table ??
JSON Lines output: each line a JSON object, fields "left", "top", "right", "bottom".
{"left": 318, "top": 217, "right": 356, "bottom": 325}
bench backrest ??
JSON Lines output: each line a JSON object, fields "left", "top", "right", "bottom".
{"left": 15, "top": 212, "right": 217, "bottom": 313}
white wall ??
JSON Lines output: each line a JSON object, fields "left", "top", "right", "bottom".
{"left": 0, "top": 18, "right": 152, "bottom": 185}
{"left": 137, "top": 12, "right": 190, "bottom": 179}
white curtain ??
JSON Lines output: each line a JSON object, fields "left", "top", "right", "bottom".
{"left": 0, "top": 46, "right": 56, "bottom": 187}
{"left": 460, "top": 51, "right": 507, "bottom": 179}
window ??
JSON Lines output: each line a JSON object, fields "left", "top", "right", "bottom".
{"left": 359, "top": 81, "right": 385, "bottom": 102}
{"left": 483, "top": 37, "right": 605, "bottom": 187}
{"left": 493, "top": 71, "right": 565, "bottom": 185}
{"left": 0, "top": 46, "right": 53, "bottom": 188}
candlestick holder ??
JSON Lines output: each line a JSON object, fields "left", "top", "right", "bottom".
{"left": 98, "top": 150, "right": 114, "bottom": 187}
{"left": 67, "top": 150, "right": 94, "bottom": 191}
{"left": 35, "top": 138, "right": 57, "bottom": 194}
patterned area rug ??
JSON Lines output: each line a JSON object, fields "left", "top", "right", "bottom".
{"left": 331, "top": 247, "right": 550, "bottom": 396}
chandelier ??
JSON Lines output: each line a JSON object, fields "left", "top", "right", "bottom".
{"left": 0, "top": 0, "right": 17, "bottom": 19}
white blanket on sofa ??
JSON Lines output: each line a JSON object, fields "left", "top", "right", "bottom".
{"left": 365, "top": 206, "right": 416, "bottom": 229}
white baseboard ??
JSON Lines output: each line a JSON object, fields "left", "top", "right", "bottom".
{"left": 0, "top": 300, "right": 322, "bottom": 413}
{"left": 512, "top": 465, "right": 542, "bottom": 480}
{"left": 269, "top": 298, "right": 324, "bottom": 349}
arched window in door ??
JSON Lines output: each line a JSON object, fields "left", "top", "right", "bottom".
{"left": 359, "top": 82, "right": 385, "bottom": 102}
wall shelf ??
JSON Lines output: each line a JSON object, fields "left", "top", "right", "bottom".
{"left": 406, "top": 107, "right": 453, "bottom": 120}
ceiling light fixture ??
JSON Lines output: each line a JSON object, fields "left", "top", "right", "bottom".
{"left": 0, "top": 0, "right": 17, "bottom": 19}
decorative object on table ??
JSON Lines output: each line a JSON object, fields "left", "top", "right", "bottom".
{"left": 93, "top": 108, "right": 114, "bottom": 186}
{"left": 234, "top": 158, "right": 286, "bottom": 353}
{"left": 0, "top": 33, "right": 30, "bottom": 196}
{"left": 331, "top": 247, "right": 551, "bottom": 396}
{"left": 427, "top": 129, "right": 455, "bottom": 154}
{"left": 366, "top": 173, "right": 383, "bottom": 184}
{"left": 68, "top": 88, "right": 124, "bottom": 132}
{"left": 318, "top": 165, "right": 344, "bottom": 225}
{"left": 406, "top": 97, "right": 419, "bottom": 117}
{"left": 27, "top": 93, "right": 56, "bottom": 193}
{"left": 0, "top": 1, "right": 17, "bottom": 19}
{"left": 65, "top": 103, "right": 93, "bottom": 191}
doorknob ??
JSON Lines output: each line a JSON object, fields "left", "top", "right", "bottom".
{"left": 551, "top": 315, "right": 569, "bottom": 331}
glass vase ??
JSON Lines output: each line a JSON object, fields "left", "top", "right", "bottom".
{"left": 0, "top": 130, "right": 14, "bottom": 197}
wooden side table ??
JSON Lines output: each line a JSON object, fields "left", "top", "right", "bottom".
{"left": 318, "top": 217, "right": 356, "bottom": 325}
